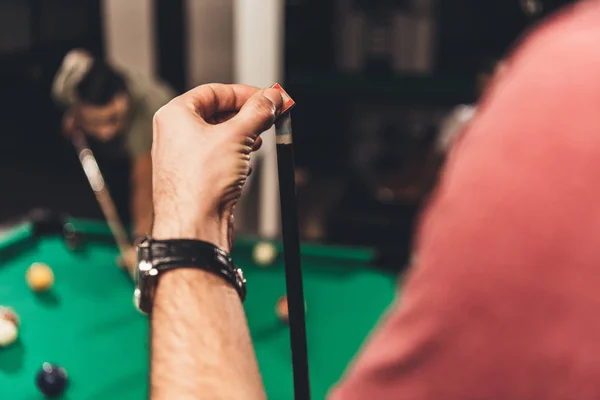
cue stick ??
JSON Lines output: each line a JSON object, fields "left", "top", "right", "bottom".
{"left": 70, "top": 129, "right": 133, "bottom": 274}
{"left": 271, "top": 83, "right": 311, "bottom": 399}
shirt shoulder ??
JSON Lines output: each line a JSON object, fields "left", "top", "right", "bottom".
{"left": 453, "top": 1, "right": 600, "bottom": 166}
{"left": 123, "top": 69, "right": 175, "bottom": 113}
{"left": 484, "top": 2, "right": 600, "bottom": 108}
{"left": 120, "top": 70, "right": 176, "bottom": 159}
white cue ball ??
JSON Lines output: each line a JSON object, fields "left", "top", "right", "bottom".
{"left": 0, "top": 306, "right": 19, "bottom": 327}
{"left": 0, "top": 319, "right": 18, "bottom": 347}
{"left": 253, "top": 242, "right": 278, "bottom": 266}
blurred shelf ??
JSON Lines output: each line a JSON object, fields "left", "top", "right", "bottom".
{"left": 286, "top": 72, "right": 476, "bottom": 105}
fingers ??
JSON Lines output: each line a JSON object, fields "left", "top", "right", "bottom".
{"left": 225, "top": 88, "right": 284, "bottom": 138}
{"left": 63, "top": 115, "right": 75, "bottom": 133}
{"left": 180, "top": 83, "right": 260, "bottom": 120}
{"left": 62, "top": 113, "right": 81, "bottom": 140}
{"left": 252, "top": 136, "right": 263, "bottom": 152}
{"left": 208, "top": 111, "right": 237, "bottom": 125}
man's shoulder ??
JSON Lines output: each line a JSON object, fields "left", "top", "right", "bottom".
{"left": 473, "top": 2, "right": 600, "bottom": 129}
{"left": 122, "top": 69, "right": 174, "bottom": 102}
{"left": 119, "top": 70, "right": 175, "bottom": 124}
{"left": 512, "top": 2, "right": 600, "bottom": 75}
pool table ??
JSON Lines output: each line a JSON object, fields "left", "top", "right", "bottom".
{"left": 0, "top": 216, "right": 397, "bottom": 399}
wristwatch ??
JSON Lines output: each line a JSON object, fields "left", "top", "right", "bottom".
{"left": 133, "top": 236, "right": 246, "bottom": 314}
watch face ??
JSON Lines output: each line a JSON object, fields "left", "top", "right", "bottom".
{"left": 134, "top": 257, "right": 141, "bottom": 288}
{"left": 133, "top": 289, "right": 143, "bottom": 313}
{"left": 134, "top": 245, "right": 143, "bottom": 312}
{"left": 136, "top": 260, "right": 157, "bottom": 315}
{"left": 135, "top": 238, "right": 154, "bottom": 315}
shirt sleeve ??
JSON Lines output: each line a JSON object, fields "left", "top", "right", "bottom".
{"left": 330, "top": 4, "right": 600, "bottom": 399}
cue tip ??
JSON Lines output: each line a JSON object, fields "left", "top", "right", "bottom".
{"left": 270, "top": 83, "right": 295, "bottom": 115}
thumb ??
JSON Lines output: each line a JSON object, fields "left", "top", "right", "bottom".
{"left": 225, "top": 88, "right": 283, "bottom": 138}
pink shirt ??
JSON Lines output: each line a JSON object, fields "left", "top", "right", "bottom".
{"left": 330, "top": 3, "right": 600, "bottom": 399}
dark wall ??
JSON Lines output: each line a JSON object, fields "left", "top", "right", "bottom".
{"left": 154, "top": 0, "right": 186, "bottom": 94}
{"left": 437, "top": 0, "right": 574, "bottom": 72}
{"left": 0, "top": 0, "right": 103, "bottom": 167}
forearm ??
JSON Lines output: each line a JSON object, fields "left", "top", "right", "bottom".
{"left": 147, "top": 84, "right": 283, "bottom": 400}
{"left": 151, "top": 268, "right": 266, "bottom": 400}
{"left": 131, "top": 193, "right": 153, "bottom": 238}
{"left": 131, "top": 155, "right": 154, "bottom": 238}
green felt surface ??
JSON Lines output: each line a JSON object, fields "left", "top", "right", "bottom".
{"left": 0, "top": 220, "right": 396, "bottom": 400}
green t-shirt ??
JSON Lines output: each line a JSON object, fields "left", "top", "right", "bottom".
{"left": 119, "top": 70, "right": 175, "bottom": 159}
{"left": 52, "top": 56, "right": 175, "bottom": 160}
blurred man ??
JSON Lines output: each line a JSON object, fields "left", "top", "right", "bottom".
{"left": 52, "top": 50, "right": 174, "bottom": 263}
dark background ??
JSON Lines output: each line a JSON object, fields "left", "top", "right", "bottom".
{"left": 0, "top": 0, "right": 104, "bottom": 223}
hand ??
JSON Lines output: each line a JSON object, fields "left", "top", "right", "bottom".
{"left": 62, "top": 111, "right": 78, "bottom": 139}
{"left": 116, "top": 246, "right": 137, "bottom": 277}
{"left": 151, "top": 84, "right": 283, "bottom": 251}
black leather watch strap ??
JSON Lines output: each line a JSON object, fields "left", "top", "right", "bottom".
{"left": 138, "top": 238, "right": 246, "bottom": 301}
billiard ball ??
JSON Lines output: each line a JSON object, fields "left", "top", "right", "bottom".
{"left": 275, "top": 295, "right": 307, "bottom": 324}
{"left": 36, "top": 363, "right": 68, "bottom": 398}
{"left": 0, "top": 318, "right": 18, "bottom": 347}
{"left": 26, "top": 262, "right": 55, "bottom": 293}
{"left": 0, "top": 306, "right": 19, "bottom": 327}
{"left": 63, "top": 223, "right": 82, "bottom": 251}
{"left": 276, "top": 295, "right": 289, "bottom": 323}
{"left": 253, "top": 242, "right": 278, "bottom": 266}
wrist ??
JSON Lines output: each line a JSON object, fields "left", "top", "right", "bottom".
{"left": 134, "top": 235, "right": 246, "bottom": 314}
{"left": 156, "top": 267, "right": 236, "bottom": 301}
{"left": 152, "top": 211, "right": 229, "bottom": 251}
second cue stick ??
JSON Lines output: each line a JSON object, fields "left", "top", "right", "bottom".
{"left": 71, "top": 130, "right": 133, "bottom": 273}
{"left": 274, "top": 108, "right": 311, "bottom": 398}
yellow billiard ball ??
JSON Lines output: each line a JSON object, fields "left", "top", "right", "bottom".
{"left": 26, "top": 262, "right": 55, "bottom": 293}
{"left": 253, "top": 242, "right": 278, "bottom": 266}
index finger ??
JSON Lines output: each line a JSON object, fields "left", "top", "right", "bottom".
{"left": 179, "top": 83, "right": 260, "bottom": 120}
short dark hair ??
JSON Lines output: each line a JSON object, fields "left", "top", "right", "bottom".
{"left": 76, "top": 61, "right": 127, "bottom": 105}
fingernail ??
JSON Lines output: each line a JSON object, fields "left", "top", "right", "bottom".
{"left": 263, "top": 88, "right": 283, "bottom": 110}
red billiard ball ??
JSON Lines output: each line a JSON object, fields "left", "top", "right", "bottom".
{"left": 275, "top": 296, "right": 308, "bottom": 324}
{"left": 275, "top": 295, "right": 289, "bottom": 323}
{"left": 0, "top": 306, "right": 19, "bottom": 327}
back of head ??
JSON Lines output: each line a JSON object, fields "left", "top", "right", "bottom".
{"left": 76, "top": 61, "right": 127, "bottom": 106}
